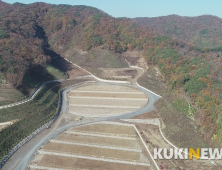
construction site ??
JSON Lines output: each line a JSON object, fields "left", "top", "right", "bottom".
{"left": 2, "top": 51, "right": 219, "bottom": 170}
{"left": 68, "top": 84, "right": 148, "bottom": 117}
{"left": 29, "top": 122, "right": 153, "bottom": 170}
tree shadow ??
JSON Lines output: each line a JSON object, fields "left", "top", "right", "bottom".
{"left": 16, "top": 25, "right": 73, "bottom": 96}
{"left": 17, "top": 65, "right": 55, "bottom": 96}
{"left": 36, "top": 24, "right": 72, "bottom": 76}
{"left": 35, "top": 25, "right": 50, "bottom": 48}
{"left": 43, "top": 48, "right": 73, "bottom": 73}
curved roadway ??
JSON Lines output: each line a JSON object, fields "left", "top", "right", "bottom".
{"left": 0, "top": 58, "right": 161, "bottom": 170}
{"left": 15, "top": 81, "right": 161, "bottom": 170}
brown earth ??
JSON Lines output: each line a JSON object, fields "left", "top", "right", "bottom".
{"left": 42, "top": 142, "right": 141, "bottom": 161}
{"left": 72, "top": 84, "right": 140, "bottom": 92}
{"left": 69, "top": 98, "right": 146, "bottom": 107}
{"left": 69, "top": 92, "right": 146, "bottom": 98}
{"left": 70, "top": 123, "right": 137, "bottom": 136}
{"left": 35, "top": 154, "right": 150, "bottom": 170}
{"left": 58, "top": 133, "right": 139, "bottom": 148}
{"left": 130, "top": 110, "right": 161, "bottom": 119}
{"left": 135, "top": 123, "right": 222, "bottom": 170}
{"left": 68, "top": 106, "right": 135, "bottom": 115}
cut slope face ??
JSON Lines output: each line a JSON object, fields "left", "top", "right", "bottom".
{"left": 29, "top": 122, "right": 151, "bottom": 170}
{"left": 68, "top": 84, "right": 148, "bottom": 117}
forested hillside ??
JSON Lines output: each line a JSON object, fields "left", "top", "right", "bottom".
{"left": 0, "top": 0, "right": 194, "bottom": 87}
{"left": 135, "top": 15, "right": 222, "bottom": 48}
{"left": 1, "top": 0, "right": 222, "bottom": 147}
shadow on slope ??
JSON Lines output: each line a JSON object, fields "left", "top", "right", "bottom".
{"left": 17, "top": 65, "right": 55, "bottom": 96}
{"left": 44, "top": 48, "right": 73, "bottom": 73}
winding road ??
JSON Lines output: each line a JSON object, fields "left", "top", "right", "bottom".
{"left": 1, "top": 58, "right": 161, "bottom": 170}
{"left": 15, "top": 82, "right": 160, "bottom": 170}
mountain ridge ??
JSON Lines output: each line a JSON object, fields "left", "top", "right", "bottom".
{"left": 134, "top": 14, "right": 222, "bottom": 48}
{"left": 1, "top": 1, "right": 222, "bottom": 148}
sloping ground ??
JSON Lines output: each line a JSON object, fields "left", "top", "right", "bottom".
{"left": 68, "top": 84, "right": 148, "bottom": 117}
{"left": 135, "top": 15, "right": 222, "bottom": 48}
{"left": 0, "top": 85, "right": 24, "bottom": 106}
{"left": 29, "top": 122, "right": 151, "bottom": 170}
{"left": 0, "top": 79, "right": 90, "bottom": 161}
{"left": 0, "top": 58, "right": 69, "bottom": 107}
{"left": 0, "top": 121, "right": 14, "bottom": 131}
{"left": 97, "top": 67, "right": 138, "bottom": 82}
{"left": 137, "top": 67, "right": 164, "bottom": 96}
{"left": 65, "top": 48, "right": 128, "bottom": 70}
{"left": 124, "top": 112, "right": 222, "bottom": 169}
{"left": 63, "top": 48, "right": 129, "bottom": 79}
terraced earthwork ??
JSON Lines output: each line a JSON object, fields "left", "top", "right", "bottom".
{"left": 29, "top": 122, "right": 151, "bottom": 170}
{"left": 68, "top": 84, "right": 148, "bottom": 117}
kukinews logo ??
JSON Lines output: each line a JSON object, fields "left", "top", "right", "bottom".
{"left": 154, "top": 148, "right": 222, "bottom": 160}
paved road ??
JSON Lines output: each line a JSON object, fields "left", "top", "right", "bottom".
{"left": 0, "top": 78, "right": 69, "bottom": 110}
{"left": 1, "top": 59, "right": 161, "bottom": 170}
{"left": 15, "top": 81, "right": 161, "bottom": 170}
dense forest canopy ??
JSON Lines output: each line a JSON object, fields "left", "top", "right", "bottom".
{"left": 135, "top": 15, "right": 222, "bottom": 48}
{"left": 1, "top": 0, "right": 222, "bottom": 146}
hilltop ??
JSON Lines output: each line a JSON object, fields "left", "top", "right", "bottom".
{"left": 135, "top": 14, "right": 222, "bottom": 48}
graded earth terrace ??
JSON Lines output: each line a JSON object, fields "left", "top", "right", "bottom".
{"left": 29, "top": 122, "right": 151, "bottom": 170}
{"left": 68, "top": 84, "right": 148, "bottom": 117}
